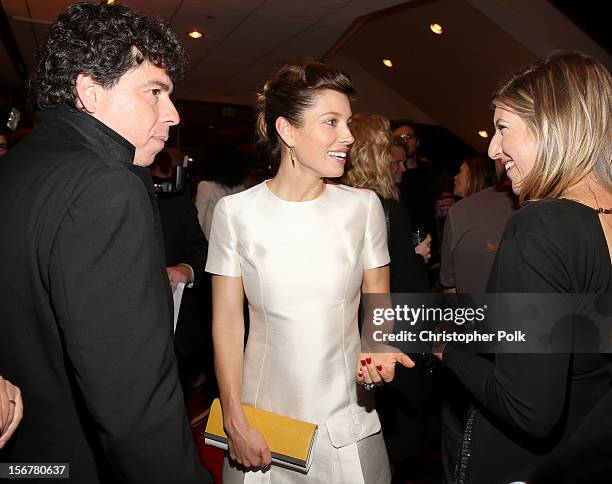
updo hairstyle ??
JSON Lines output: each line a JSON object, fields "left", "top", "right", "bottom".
{"left": 255, "top": 60, "right": 355, "bottom": 162}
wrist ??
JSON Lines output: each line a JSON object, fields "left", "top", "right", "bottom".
{"left": 222, "top": 401, "right": 249, "bottom": 435}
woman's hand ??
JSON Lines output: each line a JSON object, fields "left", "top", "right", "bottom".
{"left": 225, "top": 419, "right": 272, "bottom": 469}
{"left": 356, "top": 349, "right": 415, "bottom": 386}
{"left": 415, "top": 234, "right": 432, "bottom": 262}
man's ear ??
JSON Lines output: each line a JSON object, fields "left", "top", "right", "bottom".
{"left": 75, "top": 74, "right": 102, "bottom": 113}
{"left": 275, "top": 116, "right": 295, "bottom": 148}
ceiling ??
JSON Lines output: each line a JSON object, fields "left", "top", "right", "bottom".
{"left": 1, "top": 0, "right": 610, "bottom": 152}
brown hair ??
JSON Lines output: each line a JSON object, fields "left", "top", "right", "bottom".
{"left": 342, "top": 114, "right": 398, "bottom": 200}
{"left": 463, "top": 154, "right": 496, "bottom": 198}
{"left": 255, "top": 60, "right": 355, "bottom": 162}
{"left": 493, "top": 51, "right": 612, "bottom": 203}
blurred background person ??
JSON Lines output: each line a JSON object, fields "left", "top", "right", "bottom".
{"left": 343, "top": 113, "right": 431, "bottom": 483}
{"left": 0, "top": 132, "right": 8, "bottom": 157}
{"left": 452, "top": 153, "right": 497, "bottom": 200}
{"left": 392, "top": 121, "right": 441, "bottom": 268}
{"left": 389, "top": 143, "right": 432, "bottom": 264}
{"left": 147, "top": 148, "right": 210, "bottom": 392}
{"left": 343, "top": 114, "right": 430, "bottom": 292}
{"left": 195, "top": 142, "right": 246, "bottom": 242}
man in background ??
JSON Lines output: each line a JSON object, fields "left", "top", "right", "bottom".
{"left": 0, "top": 2, "right": 211, "bottom": 482}
{"left": 392, "top": 121, "right": 441, "bottom": 265}
{"left": 148, "top": 148, "right": 210, "bottom": 390}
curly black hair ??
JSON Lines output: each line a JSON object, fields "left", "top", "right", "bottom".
{"left": 29, "top": 2, "right": 187, "bottom": 110}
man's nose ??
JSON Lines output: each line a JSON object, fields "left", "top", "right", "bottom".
{"left": 163, "top": 98, "right": 180, "bottom": 126}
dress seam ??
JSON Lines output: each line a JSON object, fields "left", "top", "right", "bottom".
{"left": 252, "top": 262, "right": 269, "bottom": 408}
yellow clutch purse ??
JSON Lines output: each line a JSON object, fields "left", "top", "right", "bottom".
{"left": 204, "top": 398, "right": 318, "bottom": 472}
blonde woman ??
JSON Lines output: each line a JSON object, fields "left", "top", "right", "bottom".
{"left": 435, "top": 52, "right": 612, "bottom": 482}
{"left": 343, "top": 114, "right": 429, "bottom": 292}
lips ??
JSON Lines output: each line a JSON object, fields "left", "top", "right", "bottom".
{"left": 328, "top": 151, "right": 347, "bottom": 163}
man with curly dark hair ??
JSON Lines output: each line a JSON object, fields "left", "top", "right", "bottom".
{"left": 0, "top": 2, "right": 212, "bottom": 482}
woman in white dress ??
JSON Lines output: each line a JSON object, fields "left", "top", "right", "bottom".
{"left": 206, "top": 61, "right": 414, "bottom": 483}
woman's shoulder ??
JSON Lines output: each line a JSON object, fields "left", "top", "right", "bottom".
{"left": 325, "top": 183, "right": 379, "bottom": 211}
{"left": 215, "top": 181, "right": 265, "bottom": 210}
{"left": 506, "top": 198, "right": 595, "bottom": 234}
{"left": 328, "top": 183, "right": 375, "bottom": 198}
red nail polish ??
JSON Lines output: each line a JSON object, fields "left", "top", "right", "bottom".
{"left": 366, "top": 357, "right": 372, "bottom": 365}
{"left": 376, "top": 364, "right": 383, "bottom": 371}
{"left": 360, "top": 359, "right": 366, "bottom": 366}
{"left": 358, "top": 371, "right": 363, "bottom": 377}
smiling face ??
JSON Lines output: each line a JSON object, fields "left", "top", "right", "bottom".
{"left": 488, "top": 107, "right": 538, "bottom": 195}
{"left": 453, "top": 161, "right": 470, "bottom": 198}
{"left": 91, "top": 61, "right": 179, "bottom": 166}
{"left": 290, "top": 89, "right": 354, "bottom": 178}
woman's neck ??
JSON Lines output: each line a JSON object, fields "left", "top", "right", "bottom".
{"left": 561, "top": 175, "right": 612, "bottom": 211}
{"left": 267, "top": 158, "right": 326, "bottom": 202}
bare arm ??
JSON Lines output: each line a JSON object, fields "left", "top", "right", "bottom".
{"left": 362, "top": 264, "right": 390, "bottom": 293}
{"left": 358, "top": 266, "right": 414, "bottom": 386}
{"left": 212, "top": 275, "right": 271, "bottom": 468}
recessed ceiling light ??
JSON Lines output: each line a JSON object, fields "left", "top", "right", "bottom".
{"left": 106, "top": 0, "right": 116, "bottom": 4}
{"left": 430, "top": 23, "right": 443, "bottom": 35}
{"left": 478, "top": 130, "right": 489, "bottom": 138}
{"left": 382, "top": 59, "right": 393, "bottom": 68}
{"left": 188, "top": 30, "right": 203, "bottom": 39}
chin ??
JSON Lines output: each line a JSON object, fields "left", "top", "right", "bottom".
{"left": 320, "top": 164, "right": 345, "bottom": 179}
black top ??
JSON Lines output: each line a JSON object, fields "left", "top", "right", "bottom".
{"left": 380, "top": 197, "right": 430, "bottom": 292}
{"left": 399, "top": 162, "right": 440, "bottom": 259}
{"left": 0, "top": 105, "right": 211, "bottom": 482}
{"left": 444, "top": 198, "right": 611, "bottom": 483}
{"left": 154, "top": 182, "right": 210, "bottom": 383}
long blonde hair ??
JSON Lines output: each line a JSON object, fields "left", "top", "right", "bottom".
{"left": 493, "top": 51, "right": 612, "bottom": 204}
{"left": 342, "top": 114, "right": 397, "bottom": 200}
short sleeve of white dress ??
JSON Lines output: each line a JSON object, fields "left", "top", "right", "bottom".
{"left": 363, "top": 191, "right": 390, "bottom": 270}
{"left": 205, "top": 197, "right": 241, "bottom": 277}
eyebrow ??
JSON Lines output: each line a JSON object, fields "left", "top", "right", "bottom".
{"left": 318, "top": 111, "right": 349, "bottom": 118}
{"left": 143, "top": 80, "right": 173, "bottom": 95}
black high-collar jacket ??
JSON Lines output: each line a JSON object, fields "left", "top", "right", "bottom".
{"left": 0, "top": 104, "right": 211, "bottom": 483}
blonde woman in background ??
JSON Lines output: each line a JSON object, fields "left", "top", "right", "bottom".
{"left": 343, "top": 114, "right": 430, "bottom": 293}
{"left": 342, "top": 114, "right": 432, "bottom": 481}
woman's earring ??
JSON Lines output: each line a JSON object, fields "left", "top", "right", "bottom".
{"left": 289, "top": 146, "right": 296, "bottom": 167}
